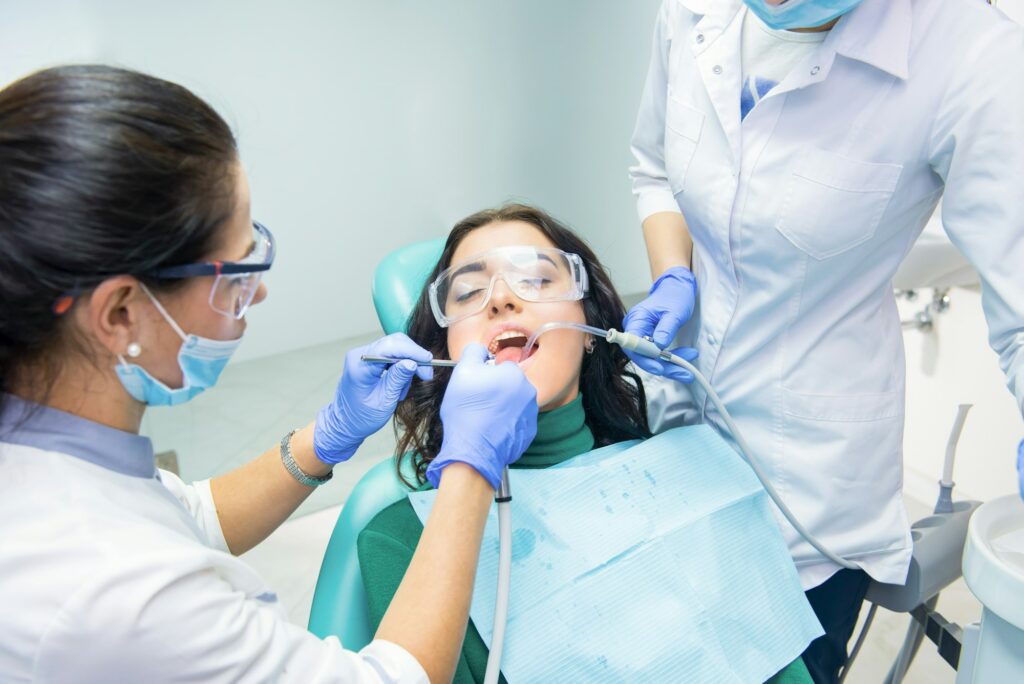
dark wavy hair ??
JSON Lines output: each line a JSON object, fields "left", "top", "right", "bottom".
{"left": 394, "top": 204, "right": 650, "bottom": 486}
{"left": 0, "top": 65, "right": 237, "bottom": 421}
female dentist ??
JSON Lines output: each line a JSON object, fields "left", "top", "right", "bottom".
{"left": 0, "top": 65, "right": 538, "bottom": 684}
{"left": 625, "top": 0, "right": 1024, "bottom": 682}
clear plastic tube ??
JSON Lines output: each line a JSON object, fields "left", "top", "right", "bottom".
{"left": 520, "top": 321, "right": 609, "bottom": 361}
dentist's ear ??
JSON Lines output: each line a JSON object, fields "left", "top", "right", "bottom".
{"left": 80, "top": 276, "right": 153, "bottom": 360}
{"left": 584, "top": 336, "right": 596, "bottom": 355}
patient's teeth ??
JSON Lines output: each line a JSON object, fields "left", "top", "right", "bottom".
{"left": 487, "top": 329, "right": 530, "bottom": 355}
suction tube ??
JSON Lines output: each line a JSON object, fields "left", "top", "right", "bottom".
{"left": 520, "top": 321, "right": 609, "bottom": 362}
{"left": 484, "top": 469, "right": 512, "bottom": 684}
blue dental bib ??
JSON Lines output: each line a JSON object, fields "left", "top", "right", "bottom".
{"left": 410, "top": 425, "right": 822, "bottom": 683}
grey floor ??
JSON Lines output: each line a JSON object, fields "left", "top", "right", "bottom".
{"left": 141, "top": 331, "right": 400, "bottom": 519}
{"left": 142, "top": 332, "right": 983, "bottom": 683}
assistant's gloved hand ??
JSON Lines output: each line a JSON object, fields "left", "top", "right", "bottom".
{"left": 426, "top": 343, "right": 538, "bottom": 490}
{"left": 622, "top": 265, "right": 699, "bottom": 383}
{"left": 314, "top": 333, "right": 433, "bottom": 464}
{"left": 1017, "top": 439, "right": 1023, "bottom": 500}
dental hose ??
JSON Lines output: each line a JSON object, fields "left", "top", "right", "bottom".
{"left": 484, "top": 470, "right": 512, "bottom": 684}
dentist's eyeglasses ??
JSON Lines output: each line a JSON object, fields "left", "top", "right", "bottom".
{"left": 147, "top": 221, "right": 275, "bottom": 319}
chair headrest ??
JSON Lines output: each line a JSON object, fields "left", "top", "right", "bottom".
{"left": 371, "top": 238, "right": 445, "bottom": 334}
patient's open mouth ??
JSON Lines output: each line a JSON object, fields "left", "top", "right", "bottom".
{"left": 488, "top": 329, "right": 538, "bottom": 365}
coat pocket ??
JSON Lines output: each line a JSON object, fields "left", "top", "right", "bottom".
{"left": 776, "top": 147, "right": 902, "bottom": 260}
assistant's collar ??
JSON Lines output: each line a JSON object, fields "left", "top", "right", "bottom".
{"left": 679, "top": 0, "right": 911, "bottom": 80}
{"left": 676, "top": 0, "right": 715, "bottom": 14}
{"left": 677, "top": 0, "right": 744, "bottom": 35}
{"left": 0, "top": 393, "right": 156, "bottom": 478}
{"left": 829, "top": 0, "right": 912, "bottom": 80}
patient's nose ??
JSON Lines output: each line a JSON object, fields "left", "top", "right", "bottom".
{"left": 488, "top": 276, "right": 523, "bottom": 317}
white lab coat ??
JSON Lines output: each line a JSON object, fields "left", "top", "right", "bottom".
{"left": 631, "top": 0, "right": 1024, "bottom": 589}
{"left": 0, "top": 439, "right": 427, "bottom": 683}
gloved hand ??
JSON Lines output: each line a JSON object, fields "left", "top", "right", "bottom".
{"left": 1017, "top": 438, "right": 1023, "bottom": 500}
{"left": 622, "top": 265, "right": 699, "bottom": 383}
{"left": 314, "top": 333, "right": 433, "bottom": 464}
{"left": 426, "top": 343, "right": 538, "bottom": 489}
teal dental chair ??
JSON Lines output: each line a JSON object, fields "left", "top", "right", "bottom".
{"left": 307, "top": 237, "right": 445, "bottom": 648}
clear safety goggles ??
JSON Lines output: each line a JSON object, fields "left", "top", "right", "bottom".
{"left": 148, "top": 221, "right": 275, "bottom": 319}
{"left": 428, "top": 246, "right": 589, "bottom": 327}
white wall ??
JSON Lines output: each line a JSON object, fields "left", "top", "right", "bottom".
{"left": 999, "top": 0, "right": 1024, "bottom": 23}
{"left": 1, "top": 0, "right": 661, "bottom": 363}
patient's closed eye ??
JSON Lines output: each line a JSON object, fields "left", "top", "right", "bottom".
{"left": 455, "top": 287, "right": 486, "bottom": 303}
{"left": 517, "top": 276, "right": 551, "bottom": 289}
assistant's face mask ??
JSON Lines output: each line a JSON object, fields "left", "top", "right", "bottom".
{"left": 743, "top": 0, "right": 864, "bottom": 30}
{"left": 115, "top": 284, "right": 242, "bottom": 406}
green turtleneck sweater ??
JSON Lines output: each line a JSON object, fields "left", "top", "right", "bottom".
{"left": 356, "top": 395, "right": 811, "bottom": 684}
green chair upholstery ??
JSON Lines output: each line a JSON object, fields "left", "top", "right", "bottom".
{"left": 371, "top": 238, "right": 446, "bottom": 338}
{"left": 307, "top": 237, "right": 444, "bottom": 648}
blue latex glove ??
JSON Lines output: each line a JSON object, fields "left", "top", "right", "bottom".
{"left": 314, "top": 333, "right": 433, "bottom": 464}
{"left": 622, "top": 266, "right": 699, "bottom": 383}
{"left": 426, "top": 343, "right": 538, "bottom": 489}
{"left": 1018, "top": 439, "right": 1023, "bottom": 500}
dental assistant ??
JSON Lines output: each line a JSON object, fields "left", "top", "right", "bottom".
{"left": 0, "top": 65, "right": 539, "bottom": 684}
{"left": 624, "top": 0, "right": 1024, "bottom": 682}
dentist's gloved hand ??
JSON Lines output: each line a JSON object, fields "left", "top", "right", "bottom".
{"left": 622, "top": 265, "right": 699, "bottom": 383}
{"left": 314, "top": 333, "right": 433, "bottom": 464}
{"left": 426, "top": 343, "right": 538, "bottom": 490}
{"left": 1017, "top": 439, "right": 1023, "bottom": 500}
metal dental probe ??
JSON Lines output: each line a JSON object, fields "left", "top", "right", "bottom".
{"left": 360, "top": 355, "right": 458, "bottom": 367}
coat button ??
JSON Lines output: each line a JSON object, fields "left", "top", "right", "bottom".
{"left": 810, "top": 65, "right": 821, "bottom": 75}
{"left": 696, "top": 33, "right": 705, "bottom": 44}
{"left": 712, "top": 65, "right": 723, "bottom": 75}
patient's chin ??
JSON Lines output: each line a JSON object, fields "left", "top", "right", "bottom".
{"left": 537, "top": 384, "right": 579, "bottom": 412}
{"left": 528, "top": 366, "right": 578, "bottom": 411}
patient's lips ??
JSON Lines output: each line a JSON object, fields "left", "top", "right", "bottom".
{"left": 487, "top": 325, "right": 538, "bottom": 365}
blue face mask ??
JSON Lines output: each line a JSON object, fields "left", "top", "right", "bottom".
{"left": 115, "top": 286, "right": 242, "bottom": 406}
{"left": 743, "top": 0, "right": 864, "bottom": 30}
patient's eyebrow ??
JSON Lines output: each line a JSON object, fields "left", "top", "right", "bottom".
{"left": 449, "top": 260, "right": 487, "bottom": 279}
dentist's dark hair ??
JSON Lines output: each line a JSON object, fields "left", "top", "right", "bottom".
{"left": 394, "top": 203, "right": 650, "bottom": 486}
{"left": 0, "top": 65, "right": 238, "bottom": 422}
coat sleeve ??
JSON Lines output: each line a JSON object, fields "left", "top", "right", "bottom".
{"left": 35, "top": 545, "right": 428, "bottom": 683}
{"left": 158, "top": 470, "right": 230, "bottom": 553}
{"left": 629, "top": 0, "right": 686, "bottom": 223}
{"left": 929, "top": 17, "right": 1024, "bottom": 417}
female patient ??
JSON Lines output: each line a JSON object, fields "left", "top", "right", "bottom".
{"left": 357, "top": 204, "right": 811, "bottom": 683}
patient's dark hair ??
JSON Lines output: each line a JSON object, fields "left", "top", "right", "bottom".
{"left": 0, "top": 65, "right": 237, "bottom": 420}
{"left": 394, "top": 204, "right": 650, "bottom": 486}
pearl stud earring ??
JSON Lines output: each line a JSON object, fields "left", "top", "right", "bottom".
{"left": 126, "top": 342, "right": 142, "bottom": 358}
